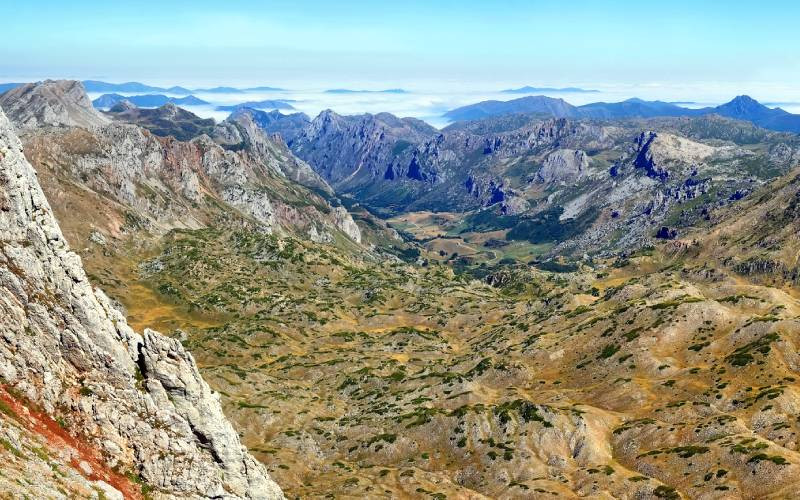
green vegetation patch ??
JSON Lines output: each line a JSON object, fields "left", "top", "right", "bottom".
{"left": 726, "top": 333, "right": 779, "bottom": 366}
{"left": 507, "top": 206, "right": 599, "bottom": 245}
{"left": 493, "top": 400, "right": 553, "bottom": 427}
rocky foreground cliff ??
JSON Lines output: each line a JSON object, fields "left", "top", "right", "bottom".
{"left": 0, "top": 107, "right": 283, "bottom": 497}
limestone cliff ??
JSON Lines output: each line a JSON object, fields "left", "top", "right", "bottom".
{"left": 0, "top": 108, "right": 283, "bottom": 498}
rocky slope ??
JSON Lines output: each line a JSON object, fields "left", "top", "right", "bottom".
{"left": 289, "top": 110, "right": 438, "bottom": 200}
{"left": 227, "top": 108, "right": 310, "bottom": 144}
{"left": 689, "top": 165, "right": 800, "bottom": 285}
{"left": 0, "top": 80, "right": 110, "bottom": 130}
{"left": 0, "top": 109, "right": 283, "bottom": 498}
{"left": 4, "top": 80, "right": 363, "bottom": 247}
{"left": 212, "top": 109, "right": 333, "bottom": 198}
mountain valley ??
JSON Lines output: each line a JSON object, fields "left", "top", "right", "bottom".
{"left": 2, "top": 79, "right": 800, "bottom": 500}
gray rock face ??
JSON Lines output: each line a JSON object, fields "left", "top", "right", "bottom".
{"left": 291, "top": 109, "right": 438, "bottom": 189}
{"left": 537, "top": 149, "right": 589, "bottom": 184}
{"left": 332, "top": 206, "right": 362, "bottom": 243}
{"left": 214, "top": 110, "right": 334, "bottom": 197}
{"left": 21, "top": 116, "right": 360, "bottom": 242}
{"left": 0, "top": 109, "right": 283, "bottom": 499}
{"left": 0, "top": 80, "right": 109, "bottom": 130}
{"left": 228, "top": 108, "right": 310, "bottom": 144}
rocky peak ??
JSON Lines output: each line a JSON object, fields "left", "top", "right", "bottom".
{"left": 0, "top": 79, "right": 109, "bottom": 131}
{"left": 228, "top": 108, "right": 311, "bottom": 143}
{"left": 105, "top": 102, "right": 216, "bottom": 141}
{"left": 159, "top": 102, "right": 180, "bottom": 117}
{"left": 108, "top": 99, "right": 137, "bottom": 112}
{"left": 0, "top": 108, "right": 283, "bottom": 498}
{"left": 213, "top": 111, "right": 337, "bottom": 199}
{"left": 722, "top": 95, "right": 767, "bottom": 115}
{"left": 308, "top": 109, "right": 342, "bottom": 136}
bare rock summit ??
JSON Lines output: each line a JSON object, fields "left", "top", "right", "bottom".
{"left": 0, "top": 79, "right": 110, "bottom": 130}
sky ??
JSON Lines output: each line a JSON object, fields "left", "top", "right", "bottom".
{"left": 3, "top": 0, "right": 800, "bottom": 123}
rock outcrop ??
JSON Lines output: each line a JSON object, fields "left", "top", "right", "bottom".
{"left": 213, "top": 110, "right": 333, "bottom": 197}
{"left": 536, "top": 149, "right": 589, "bottom": 184}
{"left": 0, "top": 109, "right": 283, "bottom": 498}
{"left": 0, "top": 80, "right": 109, "bottom": 130}
{"left": 634, "top": 131, "right": 716, "bottom": 181}
{"left": 331, "top": 205, "right": 362, "bottom": 243}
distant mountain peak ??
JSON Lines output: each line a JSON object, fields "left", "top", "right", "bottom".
{"left": 108, "top": 99, "right": 136, "bottom": 112}
{"left": 723, "top": 95, "right": 767, "bottom": 112}
{"left": 730, "top": 94, "right": 760, "bottom": 104}
{"left": 502, "top": 85, "right": 599, "bottom": 94}
{"left": 214, "top": 99, "right": 294, "bottom": 112}
{"left": 0, "top": 79, "right": 109, "bottom": 130}
{"left": 92, "top": 93, "right": 209, "bottom": 109}
{"left": 443, "top": 95, "right": 579, "bottom": 121}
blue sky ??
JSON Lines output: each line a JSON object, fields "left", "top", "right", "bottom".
{"left": 3, "top": 0, "right": 799, "bottom": 91}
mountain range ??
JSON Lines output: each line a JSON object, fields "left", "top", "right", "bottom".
{"left": 6, "top": 80, "right": 800, "bottom": 135}
{"left": 92, "top": 93, "right": 210, "bottom": 108}
{"left": 82, "top": 80, "right": 286, "bottom": 94}
{"left": 502, "top": 85, "right": 599, "bottom": 93}
{"left": 83, "top": 80, "right": 194, "bottom": 94}
{"left": 262, "top": 102, "right": 798, "bottom": 229}
{"left": 216, "top": 99, "right": 296, "bottom": 112}
{"left": 324, "top": 88, "right": 409, "bottom": 94}
{"left": 444, "top": 94, "right": 800, "bottom": 133}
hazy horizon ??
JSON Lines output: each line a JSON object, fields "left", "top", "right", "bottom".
{"left": 52, "top": 81, "right": 800, "bottom": 128}
{"left": 5, "top": 75, "right": 800, "bottom": 128}
{"left": 5, "top": 0, "right": 800, "bottom": 125}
